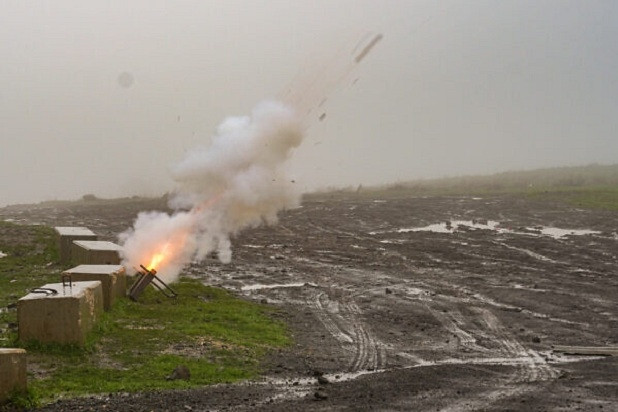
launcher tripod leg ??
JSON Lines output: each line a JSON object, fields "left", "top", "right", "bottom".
{"left": 128, "top": 266, "right": 177, "bottom": 301}
{"left": 151, "top": 274, "right": 177, "bottom": 298}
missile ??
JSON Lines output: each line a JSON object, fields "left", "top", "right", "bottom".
{"left": 354, "top": 34, "right": 383, "bottom": 63}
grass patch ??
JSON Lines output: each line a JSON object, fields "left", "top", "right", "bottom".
{"left": 311, "top": 164, "right": 618, "bottom": 211}
{"left": 527, "top": 186, "right": 618, "bottom": 211}
{"left": 4, "top": 388, "right": 39, "bottom": 410}
{"left": 316, "top": 183, "right": 618, "bottom": 211}
{"left": 29, "top": 280, "right": 289, "bottom": 401}
{"left": 0, "top": 222, "right": 60, "bottom": 346}
{"left": 0, "top": 222, "right": 290, "bottom": 406}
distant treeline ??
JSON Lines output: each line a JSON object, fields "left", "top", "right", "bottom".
{"left": 320, "top": 164, "right": 618, "bottom": 196}
{"left": 393, "top": 163, "right": 618, "bottom": 193}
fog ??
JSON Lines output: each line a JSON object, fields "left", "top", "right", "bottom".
{"left": 2, "top": 0, "right": 617, "bottom": 207}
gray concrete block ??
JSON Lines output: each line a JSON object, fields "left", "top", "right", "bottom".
{"left": 63, "top": 265, "right": 126, "bottom": 310}
{"left": 0, "top": 348, "right": 27, "bottom": 403}
{"left": 54, "top": 227, "right": 97, "bottom": 264}
{"left": 17, "top": 281, "right": 103, "bottom": 346}
{"left": 71, "top": 240, "right": 122, "bottom": 265}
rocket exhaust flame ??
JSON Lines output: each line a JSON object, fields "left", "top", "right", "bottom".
{"left": 147, "top": 249, "right": 167, "bottom": 271}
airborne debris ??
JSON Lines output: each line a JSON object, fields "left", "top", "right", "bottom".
{"left": 354, "top": 34, "right": 383, "bottom": 63}
{"left": 117, "top": 72, "right": 134, "bottom": 88}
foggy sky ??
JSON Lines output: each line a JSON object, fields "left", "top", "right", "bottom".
{"left": 2, "top": 0, "right": 617, "bottom": 206}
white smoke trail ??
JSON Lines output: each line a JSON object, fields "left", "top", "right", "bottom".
{"left": 119, "top": 100, "right": 303, "bottom": 283}
{"left": 120, "top": 34, "right": 383, "bottom": 282}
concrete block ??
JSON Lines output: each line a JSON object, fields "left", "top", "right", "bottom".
{"left": 54, "top": 227, "right": 97, "bottom": 264}
{"left": 71, "top": 240, "right": 122, "bottom": 265}
{"left": 18, "top": 281, "right": 103, "bottom": 346}
{"left": 0, "top": 349, "right": 27, "bottom": 403}
{"left": 63, "top": 265, "right": 126, "bottom": 310}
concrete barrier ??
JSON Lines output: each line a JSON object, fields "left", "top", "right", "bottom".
{"left": 18, "top": 281, "right": 103, "bottom": 346}
{"left": 63, "top": 265, "right": 126, "bottom": 310}
{"left": 54, "top": 227, "right": 97, "bottom": 264}
{"left": 0, "top": 349, "right": 27, "bottom": 403}
{"left": 71, "top": 240, "right": 122, "bottom": 265}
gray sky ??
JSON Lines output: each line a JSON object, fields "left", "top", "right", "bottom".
{"left": 2, "top": 0, "right": 617, "bottom": 206}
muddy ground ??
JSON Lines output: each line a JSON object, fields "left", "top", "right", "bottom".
{"left": 1, "top": 192, "right": 617, "bottom": 411}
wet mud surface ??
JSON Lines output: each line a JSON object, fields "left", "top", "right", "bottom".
{"left": 2, "top": 193, "right": 617, "bottom": 411}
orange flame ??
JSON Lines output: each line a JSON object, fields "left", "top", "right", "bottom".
{"left": 147, "top": 253, "right": 165, "bottom": 271}
{"left": 147, "top": 243, "right": 170, "bottom": 271}
{"left": 144, "top": 194, "right": 223, "bottom": 273}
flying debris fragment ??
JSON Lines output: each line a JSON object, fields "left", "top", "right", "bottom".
{"left": 117, "top": 72, "right": 134, "bottom": 88}
{"left": 354, "top": 34, "right": 383, "bottom": 63}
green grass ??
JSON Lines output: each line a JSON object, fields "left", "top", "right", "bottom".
{"left": 0, "top": 222, "right": 60, "bottom": 346}
{"left": 0, "top": 222, "right": 290, "bottom": 406}
{"left": 28, "top": 280, "right": 289, "bottom": 400}
{"left": 527, "top": 186, "right": 618, "bottom": 211}
{"left": 314, "top": 164, "right": 618, "bottom": 211}
{"left": 317, "top": 183, "right": 618, "bottom": 211}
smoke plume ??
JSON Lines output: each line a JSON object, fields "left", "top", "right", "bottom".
{"left": 120, "top": 34, "right": 383, "bottom": 282}
{"left": 119, "top": 100, "right": 303, "bottom": 282}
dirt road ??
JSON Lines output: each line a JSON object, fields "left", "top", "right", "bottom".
{"left": 2, "top": 193, "right": 617, "bottom": 411}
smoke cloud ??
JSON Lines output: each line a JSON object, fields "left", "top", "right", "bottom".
{"left": 119, "top": 100, "right": 303, "bottom": 282}
{"left": 119, "top": 34, "right": 383, "bottom": 282}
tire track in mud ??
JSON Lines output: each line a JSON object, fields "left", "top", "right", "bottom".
{"left": 495, "top": 241, "right": 564, "bottom": 264}
{"left": 312, "top": 292, "right": 386, "bottom": 372}
{"left": 304, "top": 222, "right": 384, "bottom": 245}
{"left": 397, "top": 281, "right": 558, "bottom": 384}
{"left": 477, "top": 308, "right": 559, "bottom": 382}
{"left": 397, "top": 283, "right": 505, "bottom": 355}
{"left": 406, "top": 268, "right": 588, "bottom": 327}
{"left": 242, "top": 203, "right": 612, "bottom": 409}
{"left": 424, "top": 305, "right": 492, "bottom": 354}
{"left": 298, "top": 253, "right": 562, "bottom": 386}
{"left": 423, "top": 307, "right": 560, "bottom": 411}
{"left": 312, "top": 291, "right": 354, "bottom": 344}
{"left": 256, "top": 218, "right": 601, "bottom": 408}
